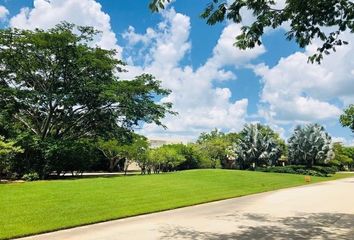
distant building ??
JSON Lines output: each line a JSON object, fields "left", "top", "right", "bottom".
{"left": 149, "top": 139, "right": 184, "bottom": 148}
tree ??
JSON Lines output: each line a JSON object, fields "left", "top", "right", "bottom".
{"left": 0, "top": 137, "right": 23, "bottom": 179}
{"left": 0, "top": 23, "right": 173, "bottom": 177}
{"left": 176, "top": 143, "right": 213, "bottom": 170}
{"left": 0, "top": 23, "right": 172, "bottom": 141}
{"left": 340, "top": 104, "right": 354, "bottom": 134}
{"left": 196, "top": 129, "right": 237, "bottom": 168}
{"left": 44, "top": 138, "right": 98, "bottom": 177}
{"left": 98, "top": 135, "right": 149, "bottom": 173}
{"left": 120, "top": 135, "right": 149, "bottom": 175}
{"left": 98, "top": 139, "right": 125, "bottom": 172}
{"left": 329, "top": 142, "right": 353, "bottom": 170}
{"left": 234, "top": 124, "right": 282, "bottom": 169}
{"left": 148, "top": 144, "right": 185, "bottom": 173}
{"left": 288, "top": 123, "right": 332, "bottom": 168}
{"left": 149, "top": 0, "right": 354, "bottom": 63}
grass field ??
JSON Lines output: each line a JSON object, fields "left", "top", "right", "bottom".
{"left": 1, "top": 169, "right": 353, "bottom": 240}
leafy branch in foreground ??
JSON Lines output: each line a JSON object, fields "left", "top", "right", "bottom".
{"left": 150, "top": 0, "right": 354, "bottom": 63}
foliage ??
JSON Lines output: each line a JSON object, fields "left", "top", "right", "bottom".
{"left": 0, "top": 23, "right": 173, "bottom": 178}
{"left": 98, "top": 134, "right": 149, "bottom": 172}
{"left": 177, "top": 143, "right": 214, "bottom": 170}
{"left": 340, "top": 104, "right": 354, "bottom": 133}
{"left": 329, "top": 142, "right": 353, "bottom": 168}
{"left": 98, "top": 139, "right": 125, "bottom": 172}
{"left": 196, "top": 129, "right": 238, "bottom": 168}
{"left": 256, "top": 165, "right": 337, "bottom": 177}
{"left": 43, "top": 138, "right": 99, "bottom": 177}
{"left": 147, "top": 144, "right": 186, "bottom": 173}
{"left": 234, "top": 124, "right": 282, "bottom": 169}
{"left": 150, "top": 0, "right": 354, "bottom": 63}
{"left": 119, "top": 135, "right": 149, "bottom": 174}
{"left": 21, "top": 172, "right": 40, "bottom": 181}
{"left": 288, "top": 123, "right": 332, "bottom": 168}
{"left": 329, "top": 142, "right": 354, "bottom": 170}
{"left": 0, "top": 137, "right": 23, "bottom": 179}
{"left": 0, "top": 23, "right": 172, "bottom": 141}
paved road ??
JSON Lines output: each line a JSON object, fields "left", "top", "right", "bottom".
{"left": 19, "top": 178, "right": 354, "bottom": 240}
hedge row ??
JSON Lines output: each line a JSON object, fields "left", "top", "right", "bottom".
{"left": 255, "top": 165, "right": 338, "bottom": 177}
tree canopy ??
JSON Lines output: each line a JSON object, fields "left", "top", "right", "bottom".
{"left": 196, "top": 129, "right": 237, "bottom": 168}
{"left": 340, "top": 104, "right": 354, "bottom": 134}
{"left": 0, "top": 23, "right": 173, "bottom": 178}
{"left": 234, "top": 124, "right": 282, "bottom": 169}
{"left": 149, "top": 0, "right": 354, "bottom": 63}
{"left": 330, "top": 142, "right": 353, "bottom": 169}
{"left": 288, "top": 123, "right": 332, "bottom": 168}
{"left": 0, "top": 23, "right": 173, "bottom": 142}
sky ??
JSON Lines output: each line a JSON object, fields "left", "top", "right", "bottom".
{"left": 0, "top": 0, "right": 353, "bottom": 144}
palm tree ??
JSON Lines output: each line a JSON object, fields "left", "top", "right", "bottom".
{"left": 288, "top": 123, "right": 331, "bottom": 168}
{"left": 234, "top": 124, "right": 282, "bottom": 169}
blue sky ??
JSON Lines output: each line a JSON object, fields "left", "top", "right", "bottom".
{"left": 0, "top": 0, "right": 353, "bottom": 144}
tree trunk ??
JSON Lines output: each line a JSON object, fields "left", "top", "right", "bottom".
{"left": 109, "top": 157, "right": 119, "bottom": 172}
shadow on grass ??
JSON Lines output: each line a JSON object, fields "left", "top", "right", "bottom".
{"left": 160, "top": 212, "right": 354, "bottom": 240}
{"left": 48, "top": 171, "right": 142, "bottom": 180}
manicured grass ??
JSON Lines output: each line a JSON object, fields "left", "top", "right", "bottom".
{"left": 1, "top": 170, "right": 353, "bottom": 239}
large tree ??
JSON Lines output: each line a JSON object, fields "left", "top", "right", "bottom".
{"left": 150, "top": 0, "right": 354, "bottom": 63}
{"left": 288, "top": 123, "right": 332, "bottom": 168}
{"left": 0, "top": 23, "right": 173, "bottom": 178}
{"left": 0, "top": 23, "right": 172, "bottom": 141}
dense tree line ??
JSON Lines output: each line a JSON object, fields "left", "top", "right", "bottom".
{"left": 1, "top": 23, "right": 354, "bottom": 180}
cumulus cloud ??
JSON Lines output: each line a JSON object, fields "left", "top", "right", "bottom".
{"left": 0, "top": 5, "right": 9, "bottom": 21}
{"left": 122, "top": 8, "right": 265, "bottom": 140}
{"left": 254, "top": 31, "right": 354, "bottom": 125}
{"left": 10, "top": 0, "right": 122, "bottom": 57}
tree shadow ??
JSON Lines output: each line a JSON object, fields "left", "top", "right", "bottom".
{"left": 46, "top": 171, "right": 142, "bottom": 180}
{"left": 159, "top": 212, "right": 354, "bottom": 240}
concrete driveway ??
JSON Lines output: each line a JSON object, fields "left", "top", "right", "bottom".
{"left": 18, "top": 177, "right": 354, "bottom": 240}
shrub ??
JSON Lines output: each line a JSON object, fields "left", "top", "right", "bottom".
{"left": 22, "top": 172, "right": 40, "bottom": 181}
{"left": 255, "top": 165, "right": 336, "bottom": 177}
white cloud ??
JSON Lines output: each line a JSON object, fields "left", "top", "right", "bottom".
{"left": 0, "top": 5, "right": 9, "bottom": 20}
{"left": 122, "top": 8, "right": 266, "bottom": 140}
{"left": 10, "top": 0, "right": 122, "bottom": 57}
{"left": 254, "top": 34, "right": 354, "bottom": 125}
{"left": 207, "top": 23, "right": 266, "bottom": 68}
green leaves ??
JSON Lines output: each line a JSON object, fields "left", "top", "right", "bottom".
{"left": 0, "top": 137, "right": 23, "bottom": 179}
{"left": 150, "top": 0, "right": 354, "bottom": 63}
{"left": 288, "top": 124, "right": 332, "bottom": 167}
{"left": 234, "top": 123, "right": 282, "bottom": 169}
{"left": 149, "top": 0, "right": 171, "bottom": 12}
{"left": 0, "top": 23, "right": 174, "bottom": 178}
{"left": 0, "top": 23, "right": 173, "bottom": 141}
{"left": 340, "top": 104, "right": 354, "bottom": 133}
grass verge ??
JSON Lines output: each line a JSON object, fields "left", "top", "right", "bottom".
{"left": 1, "top": 169, "right": 353, "bottom": 239}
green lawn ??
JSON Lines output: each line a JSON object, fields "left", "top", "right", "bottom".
{"left": 1, "top": 170, "right": 353, "bottom": 240}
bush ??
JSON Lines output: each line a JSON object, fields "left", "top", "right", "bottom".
{"left": 22, "top": 172, "right": 40, "bottom": 181}
{"left": 255, "top": 165, "right": 337, "bottom": 177}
